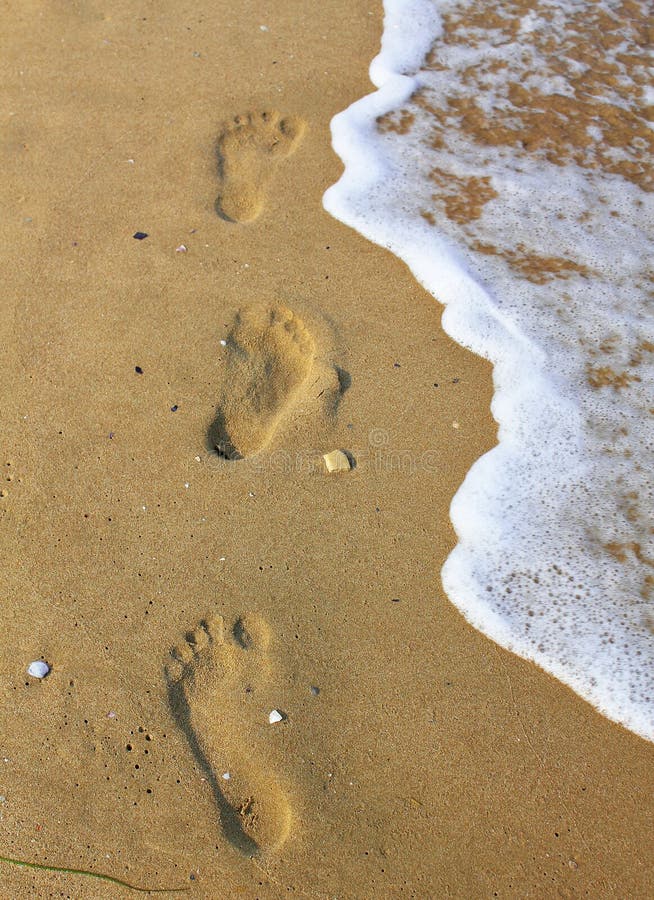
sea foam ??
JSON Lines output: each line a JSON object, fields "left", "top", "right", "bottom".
{"left": 324, "top": 0, "right": 654, "bottom": 741}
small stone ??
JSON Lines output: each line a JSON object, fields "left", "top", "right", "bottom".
{"left": 269, "top": 709, "right": 283, "bottom": 724}
{"left": 175, "top": 244, "right": 187, "bottom": 253}
{"left": 27, "top": 660, "right": 49, "bottom": 679}
{"left": 133, "top": 232, "right": 148, "bottom": 240}
{"left": 222, "top": 772, "right": 230, "bottom": 780}
{"left": 219, "top": 339, "right": 227, "bottom": 347}
{"left": 310, "top": 686, "right": 320, "bottom": 696}
{"left": 323, "top": 450, "right": 351, "bottom": 473}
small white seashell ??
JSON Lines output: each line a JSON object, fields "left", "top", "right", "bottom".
{"left": 219, "top": 339, "right": 227, "bottom": 347}
{"left": 222, "top": 772, "right": 230, "bottom": 780}
{"left": 27, "top": 660, "right": 49, "bottom": 679}
{"left": 268, "top": 709, "right": 283, "bottom": 724}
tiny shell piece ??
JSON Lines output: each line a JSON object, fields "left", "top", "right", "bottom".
{"left": 323, "top": 450, "right": 351, "bottom": 473}
{"left": 269, "top": 709, "right": 283, "bottom": 724}
{"left": 27, "top": 660, "right": 49, "bottom": 679}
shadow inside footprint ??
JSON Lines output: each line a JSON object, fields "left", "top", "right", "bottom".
{"left": 167, "top": 679, "right": 260, "bottom": 857}
{"left": 206, "top": 407, "right": 241, "bottom": 461}
{"left": 335, "top": 366, "right": 352, "bottom": 395}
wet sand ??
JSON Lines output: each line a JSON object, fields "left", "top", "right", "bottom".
{"left": 0, "top": 1, "right": 652, "bottom": 896}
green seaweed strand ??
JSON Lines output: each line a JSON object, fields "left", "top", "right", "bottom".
{"left": 0, "top": 853, "right": 190, "bottom": 893}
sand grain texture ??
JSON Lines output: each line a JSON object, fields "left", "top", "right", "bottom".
{"left": 0, "top": 1, "right": 652, "bottom": 897}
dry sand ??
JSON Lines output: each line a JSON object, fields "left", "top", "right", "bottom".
{"left": 0, "top": 1, "right": 652, "bottom": 896}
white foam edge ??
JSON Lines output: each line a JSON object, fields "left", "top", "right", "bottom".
{"left": 324, "top": 1, "right": 542, "bottom": 371}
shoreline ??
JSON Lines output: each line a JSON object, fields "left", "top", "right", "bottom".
{"left": 0, "top": 1, "right": 652, "bottom": 896}
{"left": 328, "top": 0, "right": 654, "bottom": 743}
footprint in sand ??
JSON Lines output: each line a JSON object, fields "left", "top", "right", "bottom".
{"left": 215, "top": 111, "right": 306, "bottom": 223}
{"left": 208, "top": 304, "right": 316, "bottom": 460}
{"left": 166, "top": 613, "right": 292, "bottom": 857}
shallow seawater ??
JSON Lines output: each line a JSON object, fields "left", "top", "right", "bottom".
{"left": 325, "top": 0, "right": 654, "bottom": 740}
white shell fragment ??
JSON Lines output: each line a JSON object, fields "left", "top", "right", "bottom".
{"left": 27, "top": 660, "right": 49, "bottom": 679}
{"left": 323, "top": 450, "right": 351, "bottom": 473}
{"left": 268, "top": 709, "right": 283, "bottom": 724}
{"left": 222, "top": 772, "right": 231, "bottom": 780}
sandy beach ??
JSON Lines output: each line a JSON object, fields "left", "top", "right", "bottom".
{"left": 1, "top": 1, "right": 653, "bottom": 896}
